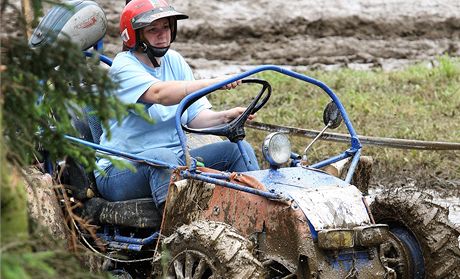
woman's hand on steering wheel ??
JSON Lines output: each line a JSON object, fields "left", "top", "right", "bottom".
{"left": 181, "top": 78, "right": 271, "bottom": 142}
{"left": 219, "top": 79, "right": 242, "bottom": 90}
{"left": 224, "top": 107, "right": 256, "bottom": 123}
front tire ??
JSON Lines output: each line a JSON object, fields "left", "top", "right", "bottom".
{"left": 370, "top": 188, "right": 460, "bottom": 278}
{"left": 158, "top": 221, "right": 264, "bottom": 279}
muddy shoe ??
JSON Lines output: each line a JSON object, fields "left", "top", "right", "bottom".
{"left": 60, "top": 157, "right": 95, "bottom": 201}
{"left": 82, "top": 197, "right": 106, "bottom": 219}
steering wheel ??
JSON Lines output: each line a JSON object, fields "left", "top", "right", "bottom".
{"left": 181, "top": 79, "right": 271, "bottom": 142}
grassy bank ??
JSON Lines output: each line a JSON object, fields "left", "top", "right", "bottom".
{"left": 208, "top": 56, "right": 460, "bottom": 188}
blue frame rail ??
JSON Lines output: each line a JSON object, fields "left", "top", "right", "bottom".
{"left": 175, "top": 65, "right": 362, "bottom": 182}
{"left": 84, "top": 50, "right": 113, "bottom": 66}
{"left": 181, "top": 170, "right": 288, "bottom": 201}
{"left": 65, "top": 135, "right": 176, "bottom": 169}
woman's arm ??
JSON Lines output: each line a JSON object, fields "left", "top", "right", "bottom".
{"left": 139, "top": 79, "right": 241, "bottom": 106}
{"left": 188, "top": 107, "right": 256, "bottom": 129}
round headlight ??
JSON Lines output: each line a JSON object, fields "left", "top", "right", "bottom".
{"left": 262, "top": 132, "right": 291, "bottom": 167}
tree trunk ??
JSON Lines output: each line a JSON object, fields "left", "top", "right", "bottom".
{"left": 23, "top": 166, "right": 69, "bottom": 243}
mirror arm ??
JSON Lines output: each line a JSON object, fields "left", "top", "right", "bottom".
{"left": 302, "top": 121, "right": 332, "bottom": 158}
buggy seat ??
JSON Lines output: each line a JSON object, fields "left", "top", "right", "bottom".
{"left": 62, "top": 109, "right": 162, "bottom": 230}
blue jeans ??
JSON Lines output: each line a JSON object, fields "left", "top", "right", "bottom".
{"left": 95, "top": 140, "right": 259, "bottom": 207}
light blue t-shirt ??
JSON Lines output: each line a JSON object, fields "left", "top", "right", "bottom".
{"left": 96, "top": 50, "right": 211, "bottom": 172}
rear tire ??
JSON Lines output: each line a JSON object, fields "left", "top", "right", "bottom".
{"left": 370, "top": 188, "right": 460, "bottom": 278}
{"left": 158, "top": 221, "right": 264, "bottom": 279}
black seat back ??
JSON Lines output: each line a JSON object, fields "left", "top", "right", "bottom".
{"left": 72, "top": 106, "right": 102, "bottom": 144}
{"left": 64, "top": 107, "right": 100, "bottom": 198}
{"left": 83, "top": 107, "right": 103, "bottom": 144}
{"left": 67, "top": 108, "right": 161, "bottom": 229}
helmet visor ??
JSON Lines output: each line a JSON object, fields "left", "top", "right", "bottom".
{"left": 132, "top": 7, "right": 188, "bottom": 30}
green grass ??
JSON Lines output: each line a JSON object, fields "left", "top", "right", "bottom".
{"left": 208, "top": 56, "right": 460, "bottom": 185}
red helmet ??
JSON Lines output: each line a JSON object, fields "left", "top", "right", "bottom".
{"left": 120, "top": 0, "right": 188, "bottom": 49}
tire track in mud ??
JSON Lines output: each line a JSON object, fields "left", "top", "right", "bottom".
{"left": 4, "top": 0, "right": 459, "bottom": 72}
{"left": 98, "top": 0, "right": 460, "bottom": 74}
{"left": 120, "top": 0, "right": 458, "bottom": 75}
{"left": 172, "top": 13, "right": 459, "bottom": 75}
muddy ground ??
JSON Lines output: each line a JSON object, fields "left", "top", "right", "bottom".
{"left": 100, "top": 0, "right": 460, "bottom": 77}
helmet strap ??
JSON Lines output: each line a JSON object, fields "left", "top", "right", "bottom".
{"left": 140, "top": 42, "right": 170, "bottom": 68}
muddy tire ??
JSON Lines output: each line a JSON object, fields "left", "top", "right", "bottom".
{"left": 370, "top": 188, "right": 460, "bottom": 278}
{"left": 159, "top": 221, "right": 264, "bottom": 278}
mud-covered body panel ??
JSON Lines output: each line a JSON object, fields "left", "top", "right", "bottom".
{"left": 163, "top": 178, "right": 387, "bottom": 277}
{"left": 248, "top": 167, "right": 372, "bottom": 230}
{"left": 162, "top": 179, "right": 315, "bottom": 272}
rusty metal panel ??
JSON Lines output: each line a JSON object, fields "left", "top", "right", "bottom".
{"left": 162, "top": 178, "right": 319, "bottom": 274}
{"left": 202, "top": 185, "right": 319, "bottom": 274}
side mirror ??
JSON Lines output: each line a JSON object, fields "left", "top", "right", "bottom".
{"left": 323, "top": 101, "right": 343, "bottom": 129}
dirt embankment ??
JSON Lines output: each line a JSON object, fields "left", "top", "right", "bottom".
{"left": 100, "top": 0, "right": 460, "bottom": 77}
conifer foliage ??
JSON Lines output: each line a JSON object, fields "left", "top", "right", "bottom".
{"left": 1, "top": 1, "right": 139, "bottom": 278}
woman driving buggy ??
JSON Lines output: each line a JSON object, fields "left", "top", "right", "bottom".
{"left": 95, "top": 0, "right": 260, "bottom": 212}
